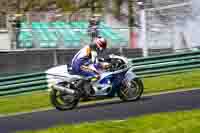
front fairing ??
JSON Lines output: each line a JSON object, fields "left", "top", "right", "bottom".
{"left": 98, "top": 67, "right": 129, "bottom": 83}
{"left": 96, "top": 67, "right": 129, "bottom": 96}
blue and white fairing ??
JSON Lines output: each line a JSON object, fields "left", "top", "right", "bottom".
{"left": 46, "top": 54, "right": 139, "bottom": 97}
{"left": 93, "top": 67, "right": 130, "bottom": 96}
{"left": 45, "top": 65, "right": 83, "bottom": 87}
{"left": 89, "top": 54, "right": 138, "bottom": 97}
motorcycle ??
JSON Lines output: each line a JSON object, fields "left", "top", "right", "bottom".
{"left": 46, "top": 54, "right": 144, "bottom": 110}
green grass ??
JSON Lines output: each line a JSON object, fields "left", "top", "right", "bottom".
{"left": 143, "top": 68, "right": 200, "bottom": 93}
{"left": 0, "top": 69, "right": 200, "bottom": 115}
{"left": 19, "top": 109, "right": 200, "bottom": 133}
{"left": 0, "top": 92, "right": 50, "bottom": 115}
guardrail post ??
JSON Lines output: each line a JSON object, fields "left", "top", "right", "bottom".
{"left": 181, "top": 31, "right": 192, "bottom": 51}
{"left": 53, "top": 49, "right": 58, "bottom": 66}
{"left": 119, "top": 47, "right": 123, "bottom": 55}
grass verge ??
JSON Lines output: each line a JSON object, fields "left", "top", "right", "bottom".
{"left": 143, "top": 68, "right": 200, "bottom": 93}
{"left": 19, "top": 109, "right": 200, "bottom": 133}
{"left": 0, "top": 69, "right": 200, "bottom": 115}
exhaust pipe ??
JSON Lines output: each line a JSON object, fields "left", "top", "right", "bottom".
{"left": 52, "top": 85, "right": 75, "bottom": 95}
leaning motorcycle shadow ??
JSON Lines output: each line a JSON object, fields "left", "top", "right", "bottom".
{"left": 75, "top": 96, "right": 152, "bottom": 110}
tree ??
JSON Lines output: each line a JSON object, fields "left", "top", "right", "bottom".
{"left": 113, "top": 0, "right": 123, "bottom": 19}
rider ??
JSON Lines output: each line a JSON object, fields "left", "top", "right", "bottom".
{"left": 71, "top": 37, "right": 108, "bottom": 79}
{"left": 71, "top": 37, "right": 109, "bottom": 95}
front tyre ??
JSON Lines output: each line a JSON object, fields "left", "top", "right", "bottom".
{"left": 50, "top": 89, "right": 80, "bottom": 111}
{"left": 118, "top": 78, "right": 143, "bottom": 101}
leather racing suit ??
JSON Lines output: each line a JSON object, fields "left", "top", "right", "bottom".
{"left": 71, "top": 44, "right": 101, "bottom": 78}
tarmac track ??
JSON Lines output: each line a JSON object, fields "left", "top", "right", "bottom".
{"left": 0, "top": 89, "right": 200, "bottom": 133}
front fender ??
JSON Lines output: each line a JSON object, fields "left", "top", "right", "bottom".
{"left": 124, "top": 68, "right": 138, "bottom": 82}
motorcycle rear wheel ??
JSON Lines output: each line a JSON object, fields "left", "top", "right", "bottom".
{"left": 118, "top": 78, "right": 143, "bottom": 101}
{"left": 50, "top": 89, "right": 80, "bottom": 110}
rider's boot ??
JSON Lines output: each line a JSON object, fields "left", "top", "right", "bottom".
{"left": 76, "top": 80, "right": 94, "bottom": 97}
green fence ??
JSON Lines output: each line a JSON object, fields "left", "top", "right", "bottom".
{"left": 0, "top": 50, "right": 199, "bottom": 96}
{"left": 0, "top": 72, "right": 47, "bottom": 96}
{"left": 131, "top": 50, "right": 200, "bottom": 77}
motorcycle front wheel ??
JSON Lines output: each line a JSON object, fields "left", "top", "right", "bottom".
{"left": 118, "top": 78, "right": 144, "bottom": 101}
{"left": 50, "top": 89, "right": 80, "bottom": 111}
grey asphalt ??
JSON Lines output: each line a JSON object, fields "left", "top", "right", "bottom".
{"left": 0, "top": 89, "right": 200, "bottom": 133}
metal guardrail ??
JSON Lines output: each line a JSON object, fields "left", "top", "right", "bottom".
{"left": 132, "top": 50, "right": 200, "bottom": 76}
{"left": 0, "top": 50, "right": 199, "bottom": 96}
{"left": 0, "top": 73, "right": 47, "bottom": 96}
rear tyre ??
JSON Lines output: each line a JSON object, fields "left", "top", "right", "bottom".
{"left": 118, "top": 78, "right": 143, "bottom": 101}
{"left": 50, "top": 89, "right": 80, "bottom": 111}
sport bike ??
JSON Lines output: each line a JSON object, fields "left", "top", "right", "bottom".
{"left": 46, "top": 54, "right": 143, "bottom": 110}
